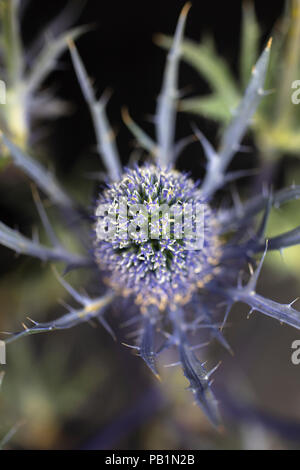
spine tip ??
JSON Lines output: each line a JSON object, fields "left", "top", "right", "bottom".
{"left": 121, "top": 106, "right": 131, "bottom": 125}
{"left": 67, "top": 37, "right": 75, "bottom": 49}
{"left": 266, "top": 37, "right": 273, "bottom": 50}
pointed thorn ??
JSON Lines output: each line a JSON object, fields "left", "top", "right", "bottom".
{"left": 247, "top": 308, "right": 254, "bottom": 319}
{"left": 221, "top": 304, "right": 232, "bottom": 331}
{"left": 247, "top": 239, "right": 268, "bottom": 292}
{"left": 164, "top": 361, "right": 181, "bottom": 368}
{"left": 205, "top": 361, "right": 222, "bottom": 381}
{"left": 121, "top": 342, "right": 140, "bottom": 350}
{"left": 288, "top": 297, "right": 300, "bottom": 309}
{"left": 26, "top": 317, "right": 38, "bottom": 325}
{"left": 154, "top": 372, "right": 162, "bottom": 383}
{"left": 121, "top": 106, "right": 131, "bottom": 125}
{"left": 67, "top": 37, "right": 75, "bottom": 49}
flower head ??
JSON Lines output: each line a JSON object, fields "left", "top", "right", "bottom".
{"left": 94, "top": 165, "right": 220, "bottom": 311}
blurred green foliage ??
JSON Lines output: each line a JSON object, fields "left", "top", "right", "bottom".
{"left": 0, "top": 0, "right": 83, "bottom": 155}
{"left": 160, "top": 0, "right": 300, "bottom": 160}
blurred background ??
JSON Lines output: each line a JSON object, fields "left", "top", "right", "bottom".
{"left": 1, "top": 0, "right": 300, "bottom": 450}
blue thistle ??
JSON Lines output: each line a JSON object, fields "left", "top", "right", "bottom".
{"left": 94, "top": 164, "right": 220, "bottom": 312}
{"left": 1, "top": 3, "right": 300, "bottom": 430}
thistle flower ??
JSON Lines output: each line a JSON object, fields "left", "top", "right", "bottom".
{"left": 2, "top": 3, "right": 300, "bottom": 429}
{"left": 94, "top": 164, "right": 220, "bottom": 312}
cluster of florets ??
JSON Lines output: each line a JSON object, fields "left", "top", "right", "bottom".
{"left": 94, "top": 165, "right": 220, "bottom": 311}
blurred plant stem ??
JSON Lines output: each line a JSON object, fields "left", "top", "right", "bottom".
{"left": 0, "top": 0, "right": 84, "bottom": 162}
